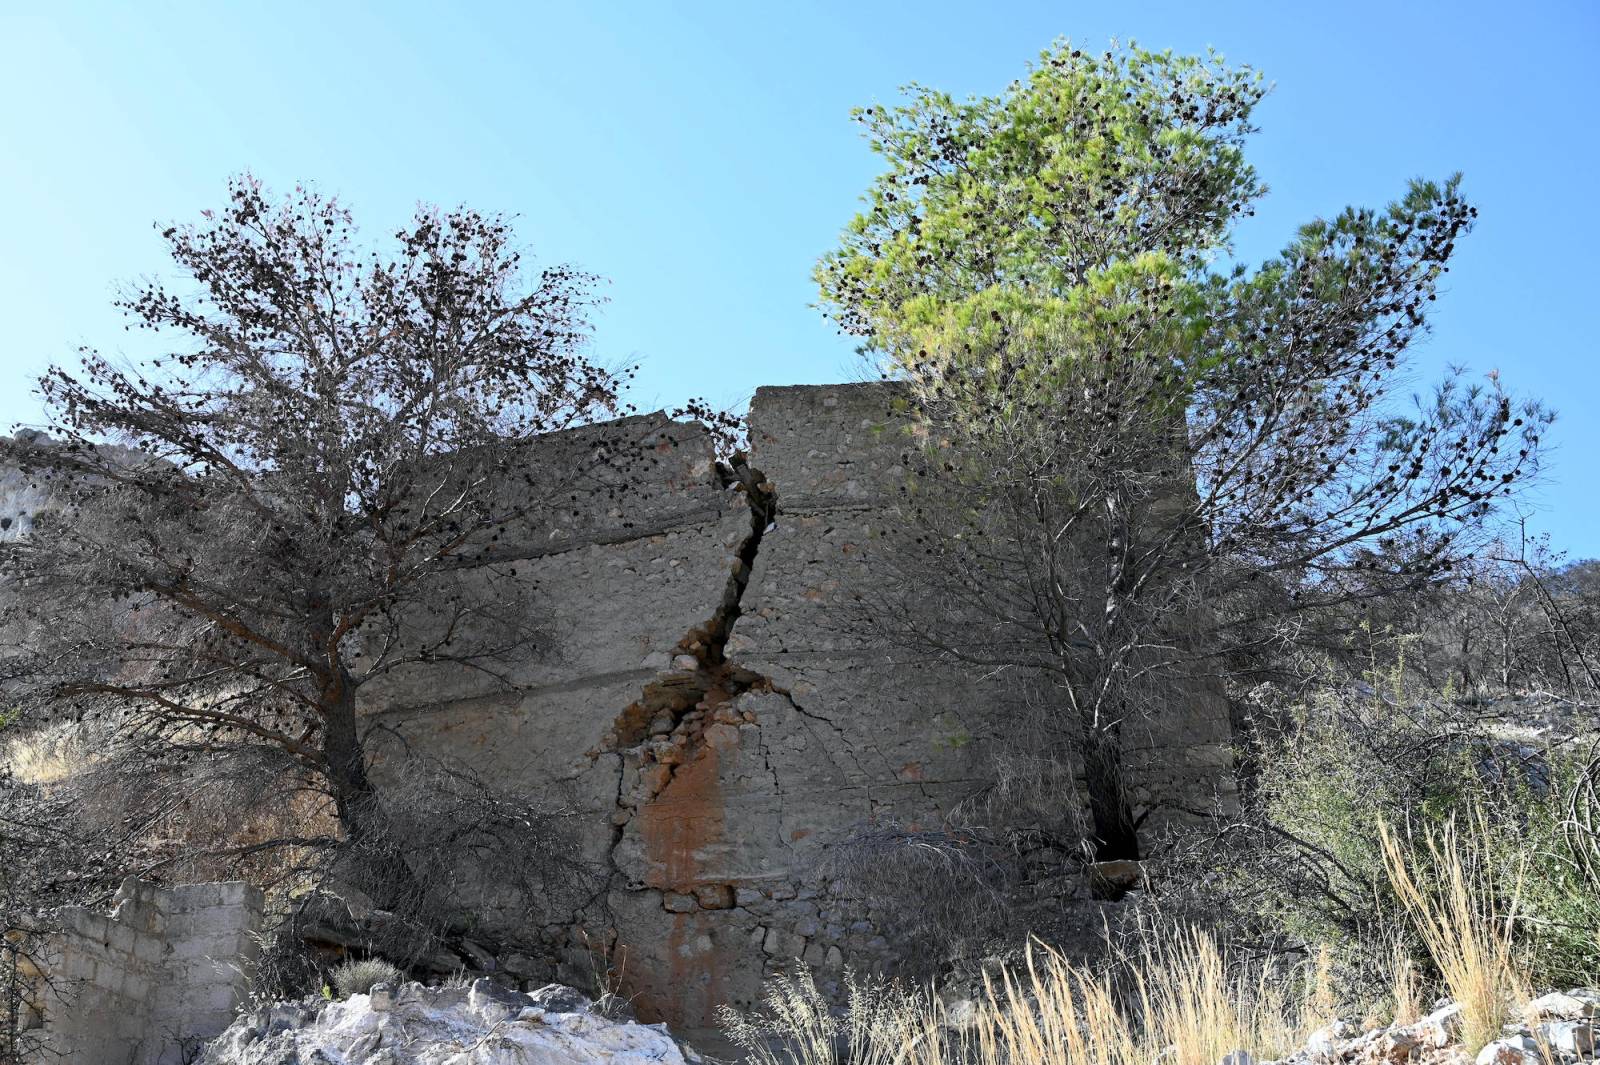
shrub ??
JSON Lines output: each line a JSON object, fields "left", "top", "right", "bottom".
{"left": 329, "top": 957, "right": 403, "bottom": 999}
{"left": 718, "top": 967, "right": 921, "bottom": 1065}
{"left": 1203, "top": 685, "right": 1600, "bottom": 998}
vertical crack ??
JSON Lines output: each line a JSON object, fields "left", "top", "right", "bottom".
{"left": 593, "top": 453, "right": 778, "bottom": 895}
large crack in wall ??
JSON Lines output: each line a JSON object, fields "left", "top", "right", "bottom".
{"left": 596, "top": 453, "right": 776, "bottom": 759}
{"left": 593, "top": 451, "right": 779, "bottom": 874}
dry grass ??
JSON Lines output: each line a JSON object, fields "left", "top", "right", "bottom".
{"left": 1387, "top": 937, "right": 1424, "bottom": 1027}
{"left": 722, "top": 929, "right": 1320, "bottom": 1065}
{"left": 330, "top": 957, "right": 403, "bottom": 998}
{"left": 1379, "top": 816, "right": 1529, "bottom": 1052}
{"left": 1, "top": 723, "right": 93, "bottom": 786}
{"left": 719, "top": 967, "right": 924, "bottom": 1065}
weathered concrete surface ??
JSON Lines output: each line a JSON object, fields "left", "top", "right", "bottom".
{"left": 22, "top": 878, "right": 264, "bottom": 1065}
{"left": 352, "top": 382, "right": 1235, "bottom": 1049}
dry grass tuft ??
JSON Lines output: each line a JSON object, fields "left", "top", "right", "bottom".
{"left": 723, "top": 929, "right": 1320, "bottom": 1065}
{"left": 718, "top": 967, "right": 924, "bottom": 1065}
{"left": 1380, "top": 816, "right": 1529, "bottom": 1052}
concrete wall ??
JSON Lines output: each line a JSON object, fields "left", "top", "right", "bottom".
{"left": 23, "top": 878, "right": 263, "bottom": 1065}
{"left": 359, "top": 382, "right": 1237, "bottom": 1047}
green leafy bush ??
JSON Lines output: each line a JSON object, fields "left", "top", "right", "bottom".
{"left": 1222, "top": 686, "right": 1599, "bottom": 995}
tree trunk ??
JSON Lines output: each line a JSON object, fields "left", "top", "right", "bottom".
{"left": 319, "top": 671, "right": 424, "bottom": 911}
{"left": 1081, "top": 723, "right": 1141, "bottom": 861}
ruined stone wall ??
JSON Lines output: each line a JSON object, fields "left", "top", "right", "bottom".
{"left": 0, "top": 384, "right": 1235, "bottom": 1052}
{"left": 22, "top": 878, "right": 263, "bottom": 1064}
{"left": 358, "top": 381, "right": 1237, "bottom": 1047}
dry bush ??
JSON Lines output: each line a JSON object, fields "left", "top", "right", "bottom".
{"left": 718, "top": 967, "right": 923, "bottom": 1065}
{"left": 0, "top": 714, "right": 597, "bottom": 1006}
{"left": 1, "top": 723, "right": 95, "bottom": 788}
{"left": 821, "top": 822, "right": 1022, "bottom": 977}
{"left": 1379, "top": 817, "right": 1529, "bottom": 1052}
{"left": 329, "top": 957, "right": 403, "bottom": 999}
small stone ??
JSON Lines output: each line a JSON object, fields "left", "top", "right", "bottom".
{"left": 824, "top": 946, "right": 844, "bottom": 969}
{"left": 526, "top": 984, "right": 593, "bottom": 1013}
{"left": 458, "top": 938, "right": 496, "bottom": 972}
{"left": 1088, "top": 859, "right": 1145, "bottom": 899}
{"left": 500, "top": 953, "right": 540, "bottom": 979}
{"left": 662, "top": 892, "right": 697, "bottom": 913}
{"left": 1307, "top": 1019, "right": 1356, "bottom": 1058}
{"left": 734, "top": 887, "right": 765, "bottom": 907}
{"left": 1420, "top": 1003, "right": 1465, "bottom": 1048}
{"left": 763, "top": 928, "right": 804, "bottom": 957}
{"left": 1474, "top": 1036, "right": 1539, "bottom": 1065}
{"left": 648, "top": 714, "right": 674, "bottom": 737}
{"left": 672, "top": 654, "right": 699, "bottom": 671}
{"left": 1539, "top": 1021, "right": 1596, "bottom": 1057}
{"left": 468, "top": 977, "right": 521, "bottom": 1025}
{"left": 694, "top": 884, "right": 735, "bottom": 910}
{"left": 1219, "top": 1050, "right": 1254, "bottom": 1065}
{"left": 368, "top": 983, "right": 395, "bottom": 1012}
{"left": 1376, "top": 1029, "right": 1418, "bottom": 1064}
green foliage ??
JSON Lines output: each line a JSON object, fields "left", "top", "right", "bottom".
{"left": 1234, "top": 689, "right": 1600, "bottom": 992}
{"left": 818, "top": 40, "right": 1266, "bottom": 360}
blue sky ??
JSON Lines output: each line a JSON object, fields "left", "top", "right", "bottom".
{"left": 2, "top": 2, "right": 1595, "bottom": 555}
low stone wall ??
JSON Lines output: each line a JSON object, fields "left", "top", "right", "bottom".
{"left": 22, "top": 878, "right": 263, "bottom": 1065}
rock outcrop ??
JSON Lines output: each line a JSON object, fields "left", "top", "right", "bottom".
{"left": 200, "top": 980, "right": 698, "bottom": 1065}
{"left": 1279, "top": 992, "right": 1600, "bottom": 1065}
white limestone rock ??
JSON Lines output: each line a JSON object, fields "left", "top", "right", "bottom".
{"left": 202, "top": 980, "right": 694, "bottom": 1065}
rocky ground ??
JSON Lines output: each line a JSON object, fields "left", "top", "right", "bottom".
{"left": 1280, "top": 991, "right": 1599, "bottom": 1065}
{"left": 200, "top": 980, "right": 702, "bottom": 1065}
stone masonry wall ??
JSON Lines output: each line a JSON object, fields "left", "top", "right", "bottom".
{"left": 22, "top": 877, "right": 263, "bottom": 1064}
{"left": 358, "top": 381, "right": 1238, "bottom": 1049}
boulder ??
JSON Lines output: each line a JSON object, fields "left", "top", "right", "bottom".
{"left": 1528, "top": 991, "right": 1598, "bottom": 1020}
{"left": 1538, "top": 1020, "right": 1596, "bottom": 1057}
{"left": 1419, "top": 1003, "right": 1465, "bottom": 1048}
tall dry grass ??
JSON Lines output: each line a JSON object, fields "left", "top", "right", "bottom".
{"left": 1379, "top": 816, "right": 1528, "bottom": 1052}
{"left": 721, "top": 929, "right": 1322, "bottom": 1065}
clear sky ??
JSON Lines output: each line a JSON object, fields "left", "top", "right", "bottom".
{"left": 2, "top": 2, "right": 1595, "bottom": 555}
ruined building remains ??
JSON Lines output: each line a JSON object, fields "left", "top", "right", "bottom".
{"left": 360, "top": 381, "right": 1236, "bottom": 1044}
{"left": 6, "top": 382, "right": 1235, "bottom": 1057}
